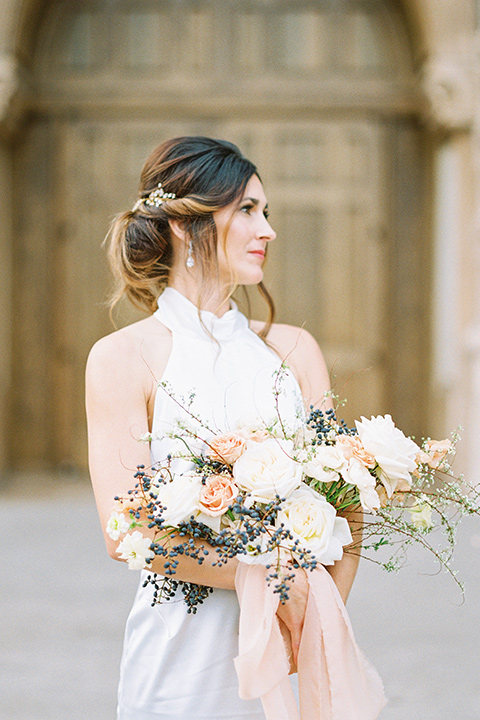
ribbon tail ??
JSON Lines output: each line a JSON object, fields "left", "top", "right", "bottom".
{"left": 260, "top": 677, "right": 301, "bottom": 720}
{"left": 298, "top": 567, "right": 387, "bottom": 720}
{"left": 234, "top": 563, "right": 386, "bottom": 720}
{"left": 234, "top": 563, "right": 300, "bottom": 720}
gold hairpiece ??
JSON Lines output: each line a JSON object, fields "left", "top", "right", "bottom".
{"left": 131, "top": 183, "right": 176, "bottom": 212}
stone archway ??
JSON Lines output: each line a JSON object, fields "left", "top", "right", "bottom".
{"left": 1, "top": 0, "right": 477, "bottom": 474}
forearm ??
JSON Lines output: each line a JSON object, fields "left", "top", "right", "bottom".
{"left": 326, "top": 507, "right": 363, "bottom": 603}
{"left": 109, "top": 521, "right": 239, "bottom": 590}
{"left": 147, "top": 536, "right": 238, "bottom": 590}
{"left": 325, "top": 550, "right": 360, "bottom": 604}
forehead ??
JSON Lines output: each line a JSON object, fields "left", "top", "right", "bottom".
{"left": 242, "top": 174, "right": 266, "bottom": 202}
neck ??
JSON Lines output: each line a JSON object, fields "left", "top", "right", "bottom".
{"left": 168, "top": 274, "right": 232, "bottom": 317}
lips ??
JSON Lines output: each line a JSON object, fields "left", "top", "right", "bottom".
{"left": 249, "top": 249, "right": 266, "bottom": 259}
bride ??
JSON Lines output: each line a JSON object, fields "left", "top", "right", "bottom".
{"left": 86, "top": 136, "right": 363, "bottom": 719}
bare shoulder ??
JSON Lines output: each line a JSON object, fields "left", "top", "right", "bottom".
{"left": 249, "top": 320, "right": 323, "bottom": 364}
{"left": 86, "top": 315, "right": 172, "bottom": 394}
{"left": 249, "top": 320, "right": 331, "bottom": 409}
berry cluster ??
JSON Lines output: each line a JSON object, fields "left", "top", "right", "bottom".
{"left": 306, "top": 406, "right": 354, "bottom": 445}
{"left": 128, "top": 487, "right": 320, "bottom": 612}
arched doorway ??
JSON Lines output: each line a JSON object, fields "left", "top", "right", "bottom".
{"left": 10, "top": 0, "right": 428, "bottom": 470}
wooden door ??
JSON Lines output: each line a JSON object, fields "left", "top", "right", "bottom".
{"left": 222, "top": 120, "right": 390, "bottom": 423}
{"left": 11, "top": 0, "right": 426, "bottom": 470}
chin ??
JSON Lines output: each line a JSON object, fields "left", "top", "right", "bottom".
{"left": 239, "top": 270, "right": 264, "bottom": 286}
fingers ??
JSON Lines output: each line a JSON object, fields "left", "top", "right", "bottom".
{"left": 278, "top": 617, "right": 297, "bottom": 674}
{"left": 288, "top": 623, "right": 302, "bottom": 666}
{"left": 275, "top": 568, "right": 309, "bottom": 665}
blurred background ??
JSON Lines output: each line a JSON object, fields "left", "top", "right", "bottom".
{"left": 0, "top": 0, "right": 479, "bottom": 717}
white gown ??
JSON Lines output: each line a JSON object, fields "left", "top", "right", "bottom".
{"left": 117, "top": 288, "right": 304, "bottom": 720}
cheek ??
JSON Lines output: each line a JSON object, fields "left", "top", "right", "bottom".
{"left": 224, "top": 218, "right": 249, "bottom": 254}
{"left": 224, "top": 235, "right": 241, "bottom": 259}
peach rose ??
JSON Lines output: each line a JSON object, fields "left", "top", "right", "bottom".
{"left": 337, "top": 435, "right": 376, "bottom": 468}
{"left": 198, "top": 475, "right": 238, "bottom": 517}
{"left": 208, "top": 433, "right": 247, "bottom": 464}
{"left": 376, "top": 483, "right": 409, "bottom": 507}
{"left": 424, "top": 439, "right": 453, "bottom": 469}
{"left": 376, "top": 486, "right": 389, "bottom": 508}
{"left": 415, "top": 449, "right": 432, "bottom": 466}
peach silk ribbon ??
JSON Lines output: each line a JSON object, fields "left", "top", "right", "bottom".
{"left": 234, "top": 563, "right": 386, "bottom": 720}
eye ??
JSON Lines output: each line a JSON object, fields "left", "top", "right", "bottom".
{"left": 263, "top": 209, "right": 270, "bottom": 220}
{"left": 240, "top": 203, "right": 255, "bottom": 214}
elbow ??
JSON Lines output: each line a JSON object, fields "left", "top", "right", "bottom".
{"left": 105, "top": 535, "right": 123, "bottom": 562}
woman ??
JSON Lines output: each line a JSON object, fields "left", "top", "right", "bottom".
{"left": 86, "top": 136, "right": 362, "bottom": 720}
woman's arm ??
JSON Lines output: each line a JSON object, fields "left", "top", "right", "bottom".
{"left": 267, "top": 323, "right": 361, "bottom": 603}
{"left": 86, "top": 326, "right": 239, "bottom": 589}
{"left": 266, "top": 324, "right": 362, "bottom": 666}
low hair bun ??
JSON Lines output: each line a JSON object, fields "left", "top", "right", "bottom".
{"left": 105, "top": 136, "right": 274, "bottom": 336}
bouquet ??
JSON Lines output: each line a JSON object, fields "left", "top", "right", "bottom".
{"left": 106, "top": 373, "right": 480, "bottom": 613}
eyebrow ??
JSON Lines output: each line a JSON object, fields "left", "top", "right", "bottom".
{"left": 242, "top": 196, "right": 268, "bottom": 209}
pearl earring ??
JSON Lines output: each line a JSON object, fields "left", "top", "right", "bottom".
{"left": 186, "top": 240, "right": 194, "bottom": 268}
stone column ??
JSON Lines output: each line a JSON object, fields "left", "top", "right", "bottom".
{"left": 465, "top": 33, "right": 480, "bottom": 483}
{"left": 0, "top": 53, "right": 19, "bottom": 476}
{"left": 421, "top": 39, "right": 480, "bottom": 482}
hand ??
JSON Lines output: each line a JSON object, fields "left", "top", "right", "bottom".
{"left": 278, "top": 617, "right": 297, "bottom": 674}
{"left": 275, "top": 567, "right": 309, "bottom": 667}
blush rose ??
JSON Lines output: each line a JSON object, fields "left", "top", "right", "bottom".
{"left": 424, "top": 439, "right": 452, "bottom": 469}
{"left": 198, "top": 475, "right": 238, "bottom": 517}
{"left": 208, "top": 433, "right": 247, "bottom": 464}
{"left": 337, "top": 435, "right": 376, "bottom": 468}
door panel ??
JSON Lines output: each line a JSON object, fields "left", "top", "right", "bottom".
{"left": 221, "top": 119, "right": 390, "bottom": 425}
{"left": 11, "top": 0, "right": 425, "bottom": 470}
{"left": 43, "top": 117, "right": 393, "bottom": 467}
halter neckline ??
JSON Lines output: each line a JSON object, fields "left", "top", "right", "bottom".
{"left": 154, "top": 287, "right": 249, "bottom": 341}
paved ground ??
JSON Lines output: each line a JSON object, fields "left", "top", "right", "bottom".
{"left": 1, "top": 476, "right": 479, "bottom": 720}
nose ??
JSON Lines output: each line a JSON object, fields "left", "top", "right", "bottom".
{"left": 258, "top": 215, "right": 276, "bottom": 242}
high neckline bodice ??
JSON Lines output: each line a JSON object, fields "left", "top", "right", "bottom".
{"left": 153, "top": 287, "right": 249, "bottom": 341}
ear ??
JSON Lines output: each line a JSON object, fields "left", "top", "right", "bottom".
{"left": 168, "top": 219, "right": 186, "bottom": 242}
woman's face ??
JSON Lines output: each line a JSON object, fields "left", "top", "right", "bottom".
{"left": 214, "top": 174, "right": 276, "bottom": 287}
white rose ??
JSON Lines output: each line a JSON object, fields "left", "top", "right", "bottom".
{"left": 276, "top": 484, "right": 352, "bottom": 565}
{"left": 234, "top": 415, "right": 273, "bottom": 442}
{"left": 155, "top": 471, "right": 202, "bottom": 527}
{"left": 344, "top": 459, "right": 381, "bottom": 513}
{"left": 355, "top": 415, "right": 420, "bottom": 497}
{"left": 106, "top": 510, "right": 131, "bottom": 541}
{"left": 292, "top": 424, "right": 317, "bottom": 447}
{"left": 236, "top": 535, "right": 280, "bottom": 566}
{"left": 303, "top": 444, "right": 348, "bottom": 483}
{"left": 117, "top": 530, "right": 154, "bottom": 570}
{"left": 233, "top": 439, "right": 302, "bottom": 504}
{"left": 409, "top": 499, "right": 433, "bottom": 530}
{"left": 219, "top": 514, "right": 280, "bottom": 565}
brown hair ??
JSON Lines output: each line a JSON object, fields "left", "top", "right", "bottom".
{"left": 106, "top": 136, "right": 275, "bottom": 336}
